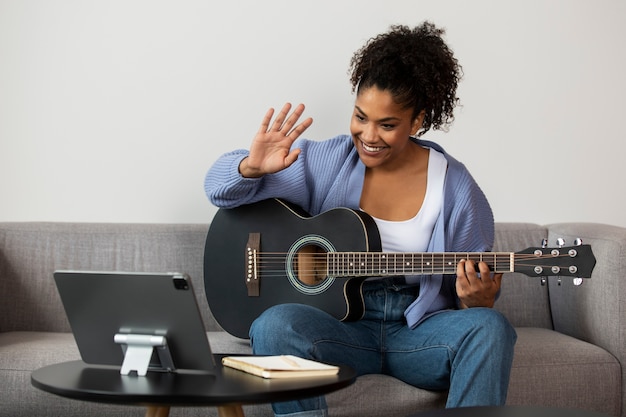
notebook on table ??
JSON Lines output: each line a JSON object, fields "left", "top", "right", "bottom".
{"left": 222, "top": 355, "right": 339, "bottom": 379}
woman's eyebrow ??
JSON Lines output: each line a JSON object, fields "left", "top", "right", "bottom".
{"left": 354, "top": 105, "right": 401, "bottom": 122}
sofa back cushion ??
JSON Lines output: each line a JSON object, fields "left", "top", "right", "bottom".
{"left": 547, "top": 222, "right": 626, "bottom": 356}
{"left": 492, "top": 223, "right": 554, "bottom": 329}
{"left": 0, "top": 221, "right": 558, "bottom": 334}
{"left": 0, "top": 222, "right": 221, "bottom": 333}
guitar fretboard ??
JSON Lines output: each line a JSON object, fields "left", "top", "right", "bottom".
{"left": 327, "top": 252, "right": 514, "bottom": 277}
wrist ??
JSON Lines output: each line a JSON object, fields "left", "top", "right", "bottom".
{"left": 238, "top": 157, "right": 264, "bottom": 178}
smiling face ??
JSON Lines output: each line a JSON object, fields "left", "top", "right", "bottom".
{"left": 350, "top": 87, "right": 424, "bottom": 170}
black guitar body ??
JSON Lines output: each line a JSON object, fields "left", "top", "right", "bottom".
{"left": 204, "top": 199, "right": 382, "bottom": 339}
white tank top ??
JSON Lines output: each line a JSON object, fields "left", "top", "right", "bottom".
{"left": 369, "top": 148, "right": 447, "bottom": 253}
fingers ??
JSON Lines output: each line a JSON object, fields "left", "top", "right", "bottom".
{"left": 456, "top": 259, "right": 502, "bottom": 289}
{"left": 262, "top": 103, "right": 313, "bottom": 138}
{"left": 457, "top": 259, "right": 474, "bottom": 284}
{"left": 270, "top": 103, "right": 296, "bottom": 132}
{"left": 456, "top": 259, "right": 501, "bottom": 309}
{"left": 457, "top": 259, "right": 496, "bottom": 283}
{"left": 289, "top": 114, "right": 314, "bottom": 138}
{"left": 247, "top": 102, "right": 311, "bottom": 177}
{"left": 257, "top": 107, "right": 276, "bottom": 135}
{"left": 476, "top": 260, "right": 493, "bottom": 278}
{"left": 284, "top": 148, "right": 302, "bottom": 167}
{"left": 493, "top": 272, "right": 503, "bottom": 289}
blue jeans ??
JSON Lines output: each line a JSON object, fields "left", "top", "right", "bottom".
{"left": 250, "top": 278, "right": 517, "bottom": 417}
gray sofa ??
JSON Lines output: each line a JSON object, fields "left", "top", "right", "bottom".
{"left": 1, "top": 221, "right": 624, "bottom": 417}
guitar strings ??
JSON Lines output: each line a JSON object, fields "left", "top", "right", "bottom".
{"left": 244, "top": 252, "right": 576, "bottom": 278}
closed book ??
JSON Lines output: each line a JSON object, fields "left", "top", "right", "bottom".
{"left": 222, "top": 355, "right": 340, "bottom": 379}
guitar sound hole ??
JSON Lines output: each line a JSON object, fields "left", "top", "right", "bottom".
{"left": 294, "top": 244, "right": 328, "bottom": 287}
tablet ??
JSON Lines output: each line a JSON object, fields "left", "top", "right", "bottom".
{"left": 54, "top": 270, "right": 215, "bottom": 375}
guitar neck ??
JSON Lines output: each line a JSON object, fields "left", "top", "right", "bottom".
{"left": 327, "top": 252, "right": 514, "bottom": 277}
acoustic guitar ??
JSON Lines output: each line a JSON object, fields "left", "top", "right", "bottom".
{"left": 203, "top": 198, "right": 596, "bottom": 339}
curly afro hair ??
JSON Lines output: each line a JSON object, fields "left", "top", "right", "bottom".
{"left": 349, "top": 22, "right": 462, "bottom": 136}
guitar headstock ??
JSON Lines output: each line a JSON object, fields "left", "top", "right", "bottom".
{"left": 514, "top": 239, "right": 596, "bottom": 285}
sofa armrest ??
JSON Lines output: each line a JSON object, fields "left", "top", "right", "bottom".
{"left": 546, "top": 223, "right": 626, "bottom": 361}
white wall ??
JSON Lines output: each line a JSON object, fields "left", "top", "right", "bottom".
{"left": 1, "top": 0, "right": 625, "bottom": 227}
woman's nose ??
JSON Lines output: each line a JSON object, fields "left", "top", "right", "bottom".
{"left": 361, "top": 124, "right": 376, "bottom": 142}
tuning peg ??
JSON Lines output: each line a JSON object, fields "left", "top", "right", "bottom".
{"left": 541, "top": 277, "right": 547, "bottom": 286}
{"left": 573, "top": 278, "right": 583, "bottom": 286}
{"left": 557, "top": 277, "right": 562, "bottom": 286}
{"left": 574, "top": 238, "right": 583, "bottom": 246}
{"left": 541, "top": 238, "right": 548, "bottom": 248}
{"left": 557, "top": 238, "right": 565, "bottom": 248}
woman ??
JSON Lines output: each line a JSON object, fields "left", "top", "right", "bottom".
{"left": 205, "top": 22, "right": 516, "bottom": 417}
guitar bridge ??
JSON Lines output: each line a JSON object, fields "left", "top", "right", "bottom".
{"left": 246, "top": 233, "right": 261, "bottom": 297}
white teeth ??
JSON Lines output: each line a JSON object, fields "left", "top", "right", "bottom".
{"left": 362, "top": 142, "right": 384, "bottom": 152}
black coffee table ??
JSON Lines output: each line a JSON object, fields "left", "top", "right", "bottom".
{"left": 31, "top": 355, "right": 356, "bottom": 417}
{"left": 409, "top": 405, "right": 611, "bottom": 417}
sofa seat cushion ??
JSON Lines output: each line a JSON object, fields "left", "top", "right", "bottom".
{"left": 0, "top": 331, "right": 253, "bottom": 371}
{"left": 1, "top": 327, "right": 621, "bottom": 417}
{"left": 326, "top": 373, "right": 446, "bottom": 417}
{"left": 0, "top": 331, "right": 80, "bottom": 370}
{"left": 507, "top": 327, "right": 621, "bottom": 416}
{"left": 0, "top": 331, "right": 146, "bottom": 417}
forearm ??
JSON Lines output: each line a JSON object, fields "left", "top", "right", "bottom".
{"left": 204, "top": 151, "right": 261, "bottom": 208}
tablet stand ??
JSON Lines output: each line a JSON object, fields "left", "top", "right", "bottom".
{"left": 114, "top": 333, "right": 175, "bottom": 376}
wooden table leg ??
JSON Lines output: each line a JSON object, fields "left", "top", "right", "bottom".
{"left": 144, "top": 404, "right": 243, "bottom": 417}
{"left": 145, "top": 406, "right": 170, "bottom": 417}
{"left": 218, "top": 404, "right": 245, "bottom": 417}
